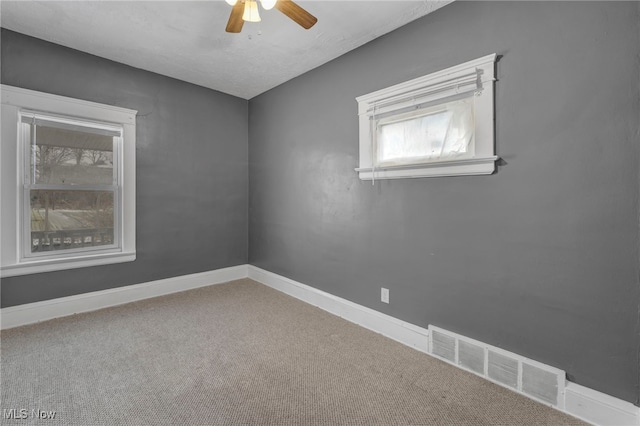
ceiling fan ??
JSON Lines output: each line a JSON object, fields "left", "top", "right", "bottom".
{"left": 225, "top": 0, "right": 318, "bottom": 33}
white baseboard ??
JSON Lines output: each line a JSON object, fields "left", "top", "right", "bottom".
{"left": 247, "top": 265, "right": 640, "bottom": 426}
{"left": 0, "top": 264, "right": 248, "bottom": 330}
{"left": 2, "top": 264, "right": 638, "bottom": 426}
{"left": 247, "top": 265, "right": 430, "bottom": 353}
{"left": 564, "top": 382, "right": 640, "bottom": 426}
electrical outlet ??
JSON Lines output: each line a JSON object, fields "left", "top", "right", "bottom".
{"left": 381, "top": 287, "right": 389, "bottom": 304}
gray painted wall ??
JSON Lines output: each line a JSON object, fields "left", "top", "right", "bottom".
{"left": 1, "top": 1, "right": 638, "bottom": 407}
{"left": 1, "top": 29, "right": 249, "bottom": 307}
{"left": 249, "top": 2, "right": 640, "bottom": 404}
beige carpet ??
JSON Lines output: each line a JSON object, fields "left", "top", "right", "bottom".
{"left": 1, "top": 278, "right": 587, "bottom": 425}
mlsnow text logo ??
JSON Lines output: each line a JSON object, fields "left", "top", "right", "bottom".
{"left": 3, "top": 408, "right": 57, "bottom": 420}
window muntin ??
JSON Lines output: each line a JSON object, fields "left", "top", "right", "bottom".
{"left": 21, "top": 113, "right": 123, "bottom": 259}
{"left": 375, "top": 97, "right": 475, "bottom": 167}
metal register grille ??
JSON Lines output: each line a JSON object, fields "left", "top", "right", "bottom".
{"left": 427, "top": 325, "right": 565, "bottom": 409}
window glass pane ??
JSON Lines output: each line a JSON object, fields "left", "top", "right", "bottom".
{"left": 376, "top": 97, "right": 474, "bottom": 166}
{"left": 30, "top": 189, "right": 115, "bottom": 253}
{"left": 33, "top": 125, "right": 115, "bottom": 185}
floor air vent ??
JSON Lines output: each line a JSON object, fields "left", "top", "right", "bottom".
{"left": 431, "top": 329, "right": 456, "bottom": 362}
{"left": 427, "top": 325, "right": 565, "bottom": 409}
{"left": 522, "top": 362, "right": 560, "bottom": 406}
{"left": 458, "top": 339, "right": 484, "bottom": 375}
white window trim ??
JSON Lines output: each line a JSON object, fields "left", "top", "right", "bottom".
{"left": 1, "top": 85, "right": 137, "bottom": 277}
{"left": 355, "top": 53, "right": 498, "bottom": 180}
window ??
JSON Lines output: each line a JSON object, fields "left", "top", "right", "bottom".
{"left": 356, "top": 54, "right": 498, "bottom": 180}
{"left": 1, "top": 85, "right": 136, "bottom": 276}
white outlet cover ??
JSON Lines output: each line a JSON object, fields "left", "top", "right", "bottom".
{"left": 381, "top": 288, "right": 389, "bottom": 304}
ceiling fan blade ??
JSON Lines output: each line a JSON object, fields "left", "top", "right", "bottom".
{"left": 225, "top": 1, "right": 245, "bottom": 33}
{"left": 275, "top": 0, "right": 317, "bottom": 29}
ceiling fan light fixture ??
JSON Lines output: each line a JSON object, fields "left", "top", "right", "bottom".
{"left": 243, "top": 0, "right": 261, "bottom": 22}
{"left": 226, "top": 0, "right": 316, "bottom": 33}
{"left": 260, "top": 0, "right": 277, "bottom": 11}
{"left": 225, "top": 0, "right": 237, "bottom": 6}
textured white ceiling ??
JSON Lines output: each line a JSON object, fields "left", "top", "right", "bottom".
{"left": 1, "top": 1, "right": 452, "bottom": 99}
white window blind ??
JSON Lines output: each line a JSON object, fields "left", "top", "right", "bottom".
{"left": 376, "top": 96, "right": 475, "bottom": 167}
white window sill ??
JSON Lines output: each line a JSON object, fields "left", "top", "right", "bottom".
{"left": 356, "top": 156, "right": 498, "bottom": 180}
{"left": 0, "top": 251, "right": 136, "bottom": 278}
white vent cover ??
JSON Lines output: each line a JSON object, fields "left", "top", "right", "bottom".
{"left": 431, "top": 329, "right": 456, "bottom": 362}
{"left": 488, "top": 350, "right": 519, "bottom": 388}
{"left": 458, "top": 339, "right": 484, "bottom": 375}
{"left": 427, "top": 325, "right": 566, "bottom": 409}
{"left": 522, "top": 362, "right": 560, "bottom": 406}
